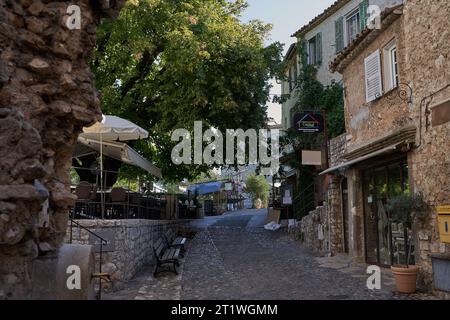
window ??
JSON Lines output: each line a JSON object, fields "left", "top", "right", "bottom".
{"left": 364, "top": 49, "right": 382, "bottom": 103}
{"left": 287, "top": 57, "right": 298, "bottom": 92}
{"left": 383, "top": 41, "right": 399, "bottom": 91}
{"left": 306, "top": 33, "right": 322, "bottom": 65}
{"left": 336, "top": 1, "right": 369, "bottom": 52}
{"left": 389, "top": 46, "right": 399, "bottom": 88}
{"left": 345, "top": 9, "right": 360, "bottom": 45}
{"left": 308, "top": 37, "right": 317, "bottom": 65}
{"left": 293, "top": 58, "right": 298, "bottom": 85}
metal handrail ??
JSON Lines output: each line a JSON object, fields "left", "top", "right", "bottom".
{"left": 69, "top": 218, "right": 108, "bottom": 300}
{"left": 294, "top": 182, "right": 316, "bottom": 218}
{"left": 294, "top": 182, "right": 315, "bottom": 202}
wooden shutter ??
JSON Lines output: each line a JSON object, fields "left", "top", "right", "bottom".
{"left": 293, "top": 56, "right": 298, "bottom": 84}
{"left": 335, "top": 17, "right": 344, "bottom": 53}
{"left": 364, "top": 49, "right": 382, "bottom": 102}
{"left": 359, "top": 0, "right": 369, "bottom": 32}
{"left": 302, "top": 39, "right": 308, "bottom": 64}
{"left": 289, "top": 67, "right": 293, "bottom": 92}
{"left": 316, "top": 32, "right": 322, "bottom": 65}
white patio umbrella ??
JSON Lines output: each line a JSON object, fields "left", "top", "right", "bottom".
{"left": 79, "top": 115, "right": 150, "bottom": 218}
{"left": 80, "top": 115, "right": 149, "bottom": 141}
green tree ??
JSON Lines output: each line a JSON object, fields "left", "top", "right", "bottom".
{"left": 91, "top": 0, "right": 283, "bottom": 182}
{"left": 245, "top": 174, "right": 270, "bottom": 208}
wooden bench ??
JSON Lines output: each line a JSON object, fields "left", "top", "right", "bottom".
{"left": 164, "top": 229, "right": 187, "bottom": 257}
{"left": 152, "top": 237, "right": 180, "bottom": 277}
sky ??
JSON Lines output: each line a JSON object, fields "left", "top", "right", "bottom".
{"left": 240, "top": 0, "right": 336, "bottom": 124}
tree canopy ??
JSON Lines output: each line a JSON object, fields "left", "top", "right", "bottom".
{"left": 245, "top": 174, "right": 270, "bottom": 208}
{"left": 91, "top": 0, "right": 284, "bottom": 182}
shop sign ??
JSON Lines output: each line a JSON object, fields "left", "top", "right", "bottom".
{"left": 302, "top": 150, "right": 322, "bottom": 166}
{"left": 293, "top": 112, "right": 324, "bottom": 133}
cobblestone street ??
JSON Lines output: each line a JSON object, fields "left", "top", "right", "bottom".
{"left": 106, "top": 209, "right": 436, "bottom": 300}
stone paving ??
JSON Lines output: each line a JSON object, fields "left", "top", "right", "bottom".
{"left": 106, "top": 209, "right": 438, "bottom": 300}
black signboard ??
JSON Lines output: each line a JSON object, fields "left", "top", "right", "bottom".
{"left": 293, "top": 112, "right": 324, "bottom": 133}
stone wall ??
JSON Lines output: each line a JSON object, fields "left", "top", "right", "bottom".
{"left": 341, "top": 14, "right": 411, "bottom": 148}
{"left": 297, "top": 206, "right": 330, "bottom": 255}
{"left": 402, "top": 0, "right": 450, "bottom": 290}
{"left": 66, "top": 219, "right": 191, "bottom": 292}
{"left": 327, "top": 176, "right": 345, "bottom": 254}
{"left": 329, "top": 133, "right": 347, "bottom": 167}
{"left": 0, "top": 0, "right": 125, "bottom": 299}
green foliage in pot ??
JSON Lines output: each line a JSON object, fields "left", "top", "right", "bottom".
{"left": 385, "top": 193, "right": 429, "bottom": 267}
{"left": 385, "top": 193, "right": 429, "bottom": 229}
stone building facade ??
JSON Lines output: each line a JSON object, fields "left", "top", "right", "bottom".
{"left": 402, "top": 0, "right": 450, "bottom": 291}
{"left": 327, "top": 0, "right": 449, "bottom": 293}
{"left": 0, "top": 0, "right": 125, "bottom": 299}
{"left": 282, "top": 0, "right": 404, "bottom": 255}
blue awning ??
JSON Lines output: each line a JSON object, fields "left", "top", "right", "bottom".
{"left": 188, "top": 182, "right": 223, "bottom": 195}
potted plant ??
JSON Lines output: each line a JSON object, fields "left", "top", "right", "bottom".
{"left": 385, "top": 193, "right": 428, "bottom": 294}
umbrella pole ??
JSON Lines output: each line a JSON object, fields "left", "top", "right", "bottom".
{"left": 100, "top": 133, "right": 105, "bottom": 219}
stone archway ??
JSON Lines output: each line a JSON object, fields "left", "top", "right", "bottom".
{"left": 0, "top": 0, "right": 125, "bottom": 299}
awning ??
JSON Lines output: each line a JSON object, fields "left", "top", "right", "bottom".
{"left": 188, "top": 182, "right": 223, "bottom": 195}
{"left": 319, "top": 143, "right": 403, "bottom": 176}
{"left": 76, "top": 137, "right": 162, "bottom": 178}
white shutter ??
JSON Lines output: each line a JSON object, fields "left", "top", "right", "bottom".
{"left": 364, "top": 49, "right": 382, "bottom": 102}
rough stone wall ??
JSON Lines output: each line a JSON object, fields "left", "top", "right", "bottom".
{"left": 326, "top": 134, "right": 348, "bottom": 254}
{"left": 67, "top": 219, "right": 190, "bottom": 292}
{"left": 0, "top": 0, "right": 125, "bottom": 299}
{"left": 342, "top": 16, "right": 411, "bottom": 148}
{"left": 402, "top": 0, "right": 450, "bottom": 290}
{"left": 297, "top": 206, "right": 330, "bottom": 254}
{"left": 327, "top": 176, "right": 344, "bottom": 254}
{"left": 329, "top": 133, "right": 347, "bottom": 167}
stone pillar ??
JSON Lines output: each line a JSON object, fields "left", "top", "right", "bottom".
{"left": 0, "top": 0, "right": 125, "bottom": 299}
{"left": 346, "top": 168, "right": 365, "bottom": 261}
{"left": 327, "top": 175, "right": 344, "bottom": 255}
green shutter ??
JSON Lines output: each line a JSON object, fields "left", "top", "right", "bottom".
{"left": 301, "top": 39, "right": 308, "bottom": 65}
{"left": 316, "top": 32, "right": 322, "bottom": 65}
{"left": 359, "top": 0, "right": 369, "bottom": 32}
{"left": 335, "top": 17, "right": 344, "bottom": 53}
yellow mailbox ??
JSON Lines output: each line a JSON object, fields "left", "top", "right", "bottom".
{"left": 437, "top": 205, "right": 450, "bottom": 244}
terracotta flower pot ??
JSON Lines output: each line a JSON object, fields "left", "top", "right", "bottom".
{"left": 391, "top": 265, "right": 419, "bottom": 294}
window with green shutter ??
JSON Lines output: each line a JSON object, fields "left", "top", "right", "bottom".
{"left": 316, "top": 32, "right": 322, "bottom": 65}
{"left": 335, "top": 17, "right": 344, "bottom": 53}
{"left": 301, "top": 39, "right": 308, "bottom": 65}
{"left": 359, "top": 0, "right": 369, "bottom": 31}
